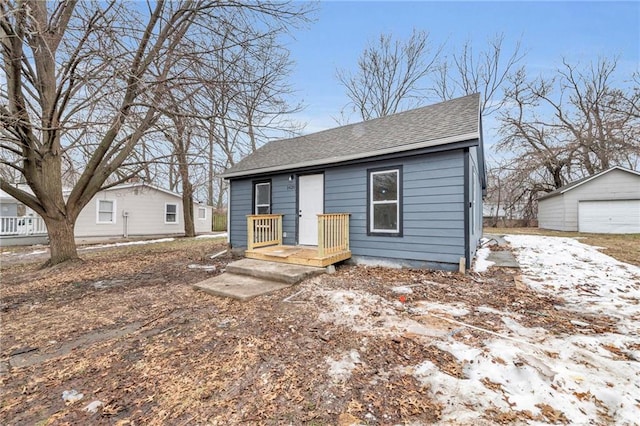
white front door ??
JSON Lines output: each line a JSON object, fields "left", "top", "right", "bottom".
{"left": 298, "top": 174, "right": 324, "bottom": 245}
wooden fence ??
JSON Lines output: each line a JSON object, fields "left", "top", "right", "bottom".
{"left": 212, "top": 214, "right": 227, "bottom": 231}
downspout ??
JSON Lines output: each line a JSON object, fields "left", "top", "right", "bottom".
{"left": 463, "top": 148, "right": 471, "bottom": 270}
{"left": 123, "top": 211, "right": 129, "bottom": 238}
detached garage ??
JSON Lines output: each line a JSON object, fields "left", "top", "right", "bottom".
{"left": 538, "top": 166, "right": 640, "bottom": 234}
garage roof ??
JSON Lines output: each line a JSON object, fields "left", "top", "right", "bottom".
{"left": 538, "top": 166, "right": 640, "bottom": 200}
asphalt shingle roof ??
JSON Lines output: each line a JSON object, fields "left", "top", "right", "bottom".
{"left": 223, "top": 93, "right": 480, "bottom": 178}
{"left": 538, "top": 166, "right": 640, "bottom": 200}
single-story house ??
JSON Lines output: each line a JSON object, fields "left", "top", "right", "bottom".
{"left": 538, "top": 166, "right": 640, "bottom": 233}
{"left": 0, "top": 182, "right": 213, "bottom": 244}
{"left": 73, "top": 183, "right": 213, "bottom": 238}
{"left": 222, "top": 93, "right": 485, "bottom": 271}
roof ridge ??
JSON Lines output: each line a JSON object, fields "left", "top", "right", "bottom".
{"left": 224, "top": 93, "right": 481, "bottom": 178}
{"left": 272, "top": 93, "right": 480, "bottom": 144}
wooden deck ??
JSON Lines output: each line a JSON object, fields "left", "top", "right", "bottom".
{"left": 245, "top": 245, "right": 351, "bottom": 268}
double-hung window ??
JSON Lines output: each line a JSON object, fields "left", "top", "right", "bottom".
{"left": 97, "top": 199, "right": 116, "bottom": 224}
{"left": 254, "top": 182, "right": 271, "bottom": 214}
{"left": 165, "top": 203, "right": 178, "bottom": 224}
{"left": 197, "top": 207, "right": 207, "bottom": 220}
{"left": 368, "top": 167, "right": 402, "bottom": 236}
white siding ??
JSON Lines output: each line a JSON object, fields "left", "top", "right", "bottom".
{"left": 194, "top": 205, "right": 213, "bottom": 234}
{"left": 539, "top": 169, "right": 640, "bottom": 232}
{"left": 538, "top": 195, "right": 567, "bottom": 231}
{"left": 75, "top": 186, "right": 212, "bottom": 237}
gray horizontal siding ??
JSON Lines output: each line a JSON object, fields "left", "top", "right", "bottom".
{"left": 229, "top": 180, "right": 251, "bottom": 248}
{"left": 229, "top": 174, "right": 297, "bottom": 248}
{"left": 325, "top": 149, "right": 466, "bottom": 266}
{"left": 230, "top": 148, "right": 469, "bottom": 268}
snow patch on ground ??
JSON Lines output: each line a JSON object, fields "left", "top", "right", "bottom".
{"left": 20, "top": 249, "right": 48, "bottom": 256}
{"left": 505, "top": 234, "right": 640, "bottom": 334}
{"left": 195, "top": 233, "right": 227, "bottom": 239}
{"left": 412, "top": 301, "right": 470, "bottom": 317}
{"left": 316, "top": 289, "right": 448, "bottom": 338}
{"left": 473, "top": 247, "right": 495, "bottom": 272}
{"left": 326, "top": 350, "right": 361, "bottom": 382}
{"left": 80, "top": 238, "right": 175, "bottom": 250}
{"left": 390, "top": 285, "right": 413, "bottom": 294}
{"left": 314, "top": 234, "right": 640, "bottom": 424}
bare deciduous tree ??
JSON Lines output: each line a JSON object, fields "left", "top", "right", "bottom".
{"left": 433, "top": 34, "right": 525, "bottom": 116}
{"left": 498, "top": 57, "right": 639, "bottom": 193}
{"left": 336, "top": 29, "right": 442, "bottom": 121}
{"left": 0, "top": 1, "right": 310, "bottom": 265}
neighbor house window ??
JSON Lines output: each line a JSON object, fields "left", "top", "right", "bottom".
{"left": 254, "top": 181, "right": 271, "bottom": 214}
{"left": 368, "top": 167, "right": 402, "bottom": 235}
{"left": 165, "top": 203, "right": 178, "bottom": 224}
{"left": 96, "top": 199, "right": 116, "bottom": 224}
{"left": 197, "top": 207, "right": 207, "bottom": 220}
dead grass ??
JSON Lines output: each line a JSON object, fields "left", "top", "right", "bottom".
{"left": 0, "top": 236, "right": 625, "bottom": 424}
{"left": 486, "top": 227, "right": 640, "bottom": 267}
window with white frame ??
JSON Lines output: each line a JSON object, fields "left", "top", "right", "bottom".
{"left": 197, "top": 206, "right": 207, "bottom": 220}
{"left": 368, "top": 168, "right": 402, "bottom": 235}
{"left": 165, "top": 203, "right": 178, "bottom": 224}
{"left": 254, "top": 182, "right": 271, "bottom": 214}
{"left": 97, "top": 199, "right": 116, "bottom": 224}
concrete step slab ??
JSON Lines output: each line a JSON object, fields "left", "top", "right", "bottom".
{"left": 487, "top": 250, "right": 520, "bottom": 268}
{"left": 226, "top": 258, "right": 325, "bottom": 285}
{"left": 193, "top": 273, "right": 291, "bottom": 301}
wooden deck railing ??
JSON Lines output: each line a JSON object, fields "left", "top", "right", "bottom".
{"left": 317, "top": 213, "right": 350, "bottom": 257}
{"left": 247, "top": 214, "right": 283, "bottom": 250}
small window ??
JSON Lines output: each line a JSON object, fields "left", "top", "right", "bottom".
{"left": 165, "top": 203, "right": 178, "bottom": 224}
{"left": 368, "top": 168, "right": 402, "bottom": 235}
{"left": 197, "top": 207, "right": 207, "bottom": 220}
{"left": 254, "top": 182, "right": 271, "bottom": 214}
{"left": 97, "top": 199, "right": 116, "bottom": 224}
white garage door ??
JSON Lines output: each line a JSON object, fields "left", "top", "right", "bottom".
{"left": 578, "top": 200, "right": 640, "bottom": 233}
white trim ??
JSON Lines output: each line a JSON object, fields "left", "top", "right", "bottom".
{"left": 226, "top": 184, "right": 231, "bottom": 244}
{"left": 164, "top": 202, "right": 179, "bottom": 224}
{"left": 370, "top": 169, "right": 400, "bottom": 233}
{"left": 223, "top": 132, "right": 479, "bottom": 179}
{"left": 197, "top": 206, "right": 207, "bottom": 220}
{"left": 254, "top": 182, "right": 270, "bottom": 214}
{"left": 96, "top": 199, "right": 117, "bottom": 224}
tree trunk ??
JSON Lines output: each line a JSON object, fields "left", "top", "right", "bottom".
{"left": 208, "top": 117, "right": 215, "bottom": 206}
{"left": 45, "top": 216, "right": 78, "bottom": 265}
{"left": 182, "top": 181, "right": 195, "bottom": 237}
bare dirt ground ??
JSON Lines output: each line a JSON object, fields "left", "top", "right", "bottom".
{"left": 0, "top": 237, "right": 631, "bottom": 425}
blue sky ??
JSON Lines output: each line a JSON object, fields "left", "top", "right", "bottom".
{"left": 285, "top": 1, "right": 639, "bottom": 151}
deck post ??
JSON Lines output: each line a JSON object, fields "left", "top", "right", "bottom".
{"left": 343, "top": 214, "right": 349, "bottom": 250}
{"left": 247, "top": 216, "right": 254, "bottom": 250}
{"left": 277, "top": 216, "right": 282, "bottom": 245}
{"left": 318, "top": 215, "right": 325, "bottom": 257}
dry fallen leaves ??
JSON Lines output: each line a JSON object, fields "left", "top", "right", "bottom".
{"left": 0, "top": 238, "right": 616, "bottom": 424}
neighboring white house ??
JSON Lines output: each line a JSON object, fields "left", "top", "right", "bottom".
{"left": 73, "top": 183, "right": 213, "bottom": 238}
{"left": 1, "top": 183, "right": 213, "bottom": 243}
{"left": 538, "top": 166, "right": 640, "bottom": 233}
